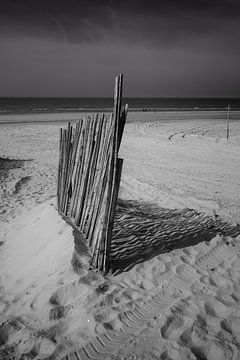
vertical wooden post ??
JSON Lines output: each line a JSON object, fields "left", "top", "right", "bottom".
{"left": 102, "top": 74, "right": 123, "bottom": 273}
{"left": 226, "top": 104, "right": 230, "bottom": 140}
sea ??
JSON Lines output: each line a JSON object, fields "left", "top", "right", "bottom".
{"left": 0, "top": 97, "right": 240, "bottom": 115}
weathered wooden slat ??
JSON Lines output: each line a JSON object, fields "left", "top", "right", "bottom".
{"left": 65, "top": 122, "right": 81, "bottom": 214}
{"left": 104, "top": 158, "right": 123, "bottom": 272}
{"left": 89, "top": 155, "right": 112, "bottom": 255}
{"left": 78, "top": 114, "right": 100, "bottom": 229}
{"left": 61, "top": 124, "right": 69, "bottom": 213}
{"left": 75, "top": 116, "right": 97, "bottom": 228}
{"left": 80, "top": 114, "right": 105, "bottom": 232}
{"left": 87, "top": 116, "right": 114, "bottom": 248}
{"left": 97, "top": 75, "right": 123, "bottom": 271}
{"left": 74, "top": 116, "right": 92, "bottom": 219}
{"left": 57, "top": 128, "right": 63, "bottom": 210}
{"left": 71, "top": 117, "right": 90, "bottom": 220}
{"left": 92, "top": 151, "right": 113, "bottom": 269}
{"left": 69, "top": 119, "right": 86, "bottom": 218}
{"left": 60, "top": 128, "right": 67, "bottom": 211}
{"left": 70, "top": 121, "right": 81, "bottom": 190}
{"left": 94, "top": 113, "right": 118, "bottom": 270}
{"left": 62, "top": 123, "right": 73, "bottom": 214}
{"left": 118, "top": 104, "right": 128, "bottom": 151}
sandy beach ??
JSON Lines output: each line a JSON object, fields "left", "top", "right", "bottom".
{"left": 1, "top": 111, "right": 240, "bottom": 360}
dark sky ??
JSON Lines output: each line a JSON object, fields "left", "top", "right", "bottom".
{"left": 1, "top": 0, "right": 240, "bottom": 97}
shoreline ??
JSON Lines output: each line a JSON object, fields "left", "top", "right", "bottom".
{"left": 1, "top": 108, "right": 239, "bottom": 115}
{"left": 0, "top": 109, "right": 240, "bottom": 125}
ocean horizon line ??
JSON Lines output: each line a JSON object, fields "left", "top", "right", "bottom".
{"left": 1, "top": 96, "right": 240, "bottom": 99}
{"left": 1, "top": 97, "right": 240, "bottom": 116}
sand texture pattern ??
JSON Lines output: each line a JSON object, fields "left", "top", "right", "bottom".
{"left": 0, "top": 111, "right": 240, "bottom": 360}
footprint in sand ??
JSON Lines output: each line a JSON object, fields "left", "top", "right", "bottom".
{"left": 119, "top": 288, "right": 142, "bottom": 303}
{"left": 228, "top": 260, "right": 240, "bottom": 281}
{"left": 204, "top": 297, "right": 231, "bottom": 318}
{"left": 231, "top": 284, "right": 240, "bottom": 302}
{"left": 0, "top": 319, "right": 57, "bottom": 360}
{"left": 78, "top": 270, "right": 104, "bottom": 286}
{"left": 176, "top": 263, "right": 199, "bottom": 283}
{"left": 183, "top": 247, "right": 198, "bottom": 258}
{"left": 39, "top": 321, "right": 70, "bottom": 343}
{"left": 161, "top": 313, "right": 185, "bottom": 340}
{"left": 161, "top": 348, "right": 196, "bottom": 360}
{"left": 221, "top": 316, "right": 240, "bottom": 338}
{"left": 180, "top": 254, "right": 195, "bottom": 265}
{"left": 49, "top": 281, "right": 90, "bottom": 307}
{"left": 209, "top": 272, "right": 232, "bottom": 290}
{"left": 157, "top": 254, "right": 171, "bottom": 263}
{"left": 103, "top": 317, "right": 123, "bottom": 332}
{"left": 18, "top": 344, "right": 39, "bottom": 359}
{"left": 94, "top": 305, "right": 122, "bottom": 334}
{"left": 191, "top": 314, "right": 209, "bottom": 342}
{"left": 191, "top": 277, "right": 215, "bottom": 297}
{"left": 152, "top": 260, "right": 172, "bottom": 286}
{"left": 216, "top": 292, "right": 236, "bottom": 307}
{"left": 49, "top": 305, "right": 70, "bottom": 320}
{"left": 191, "top": 342, "right": 232, "bottom": 360}
{"left": 180, "top": 314, "right": 234, "bottom": 360}
{"left": 92, "top": 307, "right": 110, "bottom": 323}
{"left": 36, "top": 337, "right": 56, "bottom": 359}
{"left": 141, "top": 279, "right": 154, "bottom": 290}
{"left": 154, "top": 260, "right": 166, "bottom": 273}
{"left": 0, "top": 319, "right": 23, "bottom": 346}
{"left": 174, "top": 297, "right": 199, "bottom": 319}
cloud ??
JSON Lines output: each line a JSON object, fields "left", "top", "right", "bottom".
{"left": 0, "top": 0, "right": 240, "bottom": 48}
{"left": 1, "top": 37, "right": 239, "bottom": 97}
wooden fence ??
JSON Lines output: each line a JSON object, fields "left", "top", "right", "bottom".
{"left": 57, "top": 74, "right": 127, "bottom": 273}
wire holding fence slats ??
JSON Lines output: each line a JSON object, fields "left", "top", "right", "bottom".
{"left": 57, "top": 74, "right": 127, "bottom": 273}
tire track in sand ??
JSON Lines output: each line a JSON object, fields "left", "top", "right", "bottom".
{"left": 60, "top": 239, "right": 239, "bottom": 360}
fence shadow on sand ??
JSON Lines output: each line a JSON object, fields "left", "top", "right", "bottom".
{"left": 109, "top": 199, "right": 240, "bottom": 274}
